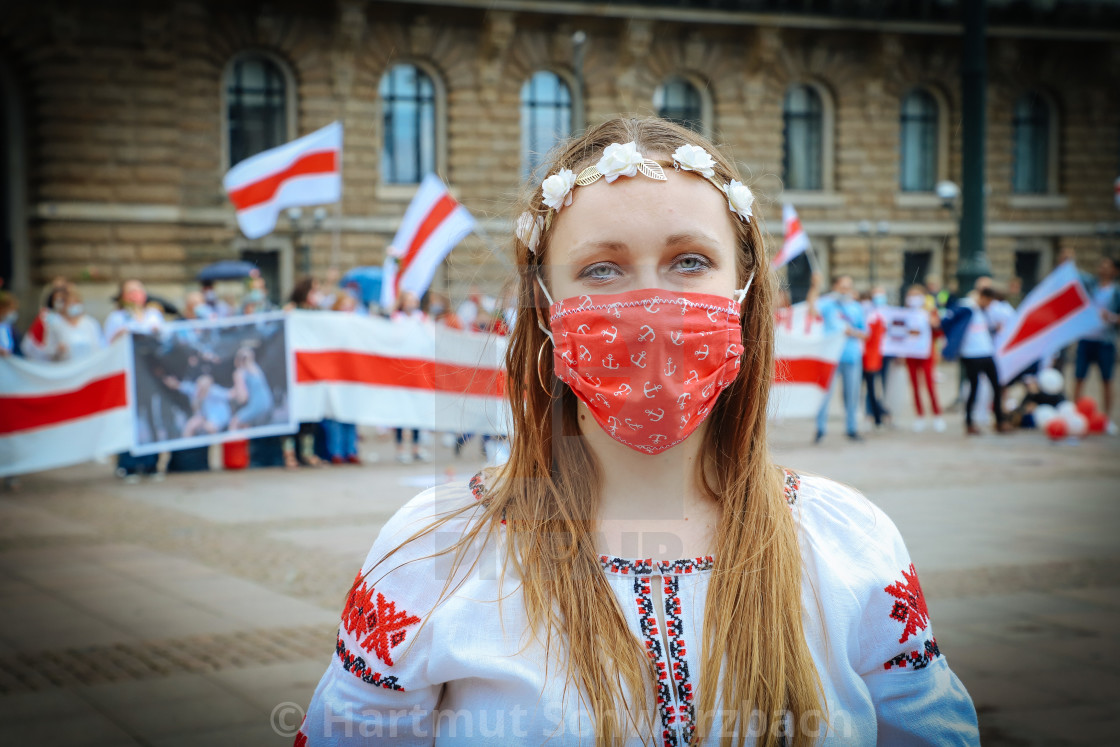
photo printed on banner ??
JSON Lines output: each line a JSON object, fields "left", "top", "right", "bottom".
{"left": 128, "top": 312, "right": 296, "bottom": 455}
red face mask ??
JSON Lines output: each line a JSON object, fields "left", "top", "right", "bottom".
{"left": 539, "top": 280, "right": 751, "bottom": 454}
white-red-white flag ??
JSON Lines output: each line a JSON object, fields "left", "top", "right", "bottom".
{"left": 769, "top": 324, "right": 846, "bottom": 419}
{"left": 290, "top": 311, "right": 507, "bottom": 435}
{"left": 995, "top": 260, "right": 1106, "bottom": 384}
{"left": 772, "top": 204, "right": 812, "bottom": 269}
{"left": 381, "top": 174, "right": 475, "bottom": 310}
{"left": 0, "top": 339, "right": 133, "bottom": 477}
{"left": 223, "top": 121, "right": 342, "bottom": 240}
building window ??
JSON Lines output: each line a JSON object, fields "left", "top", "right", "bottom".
{"left": 520, "top": 71, "right": 572, "bottom": 179}
{"left": 783, "top": 85, "right": 824, "bottom": 191}
{"left": 899, "top": 89, "right": 938, "bottom": 192}
{"left": 379, "top": 64, "right": 437, "bottom": 185}
{"left": 225, "top": 54, "right": 290, "bottom": 168}
{"left": 654, "top": 77, "right": 704, "bottom": 134}
{"left": 1013, "top": 92, "right": 1051, "bottom": 194}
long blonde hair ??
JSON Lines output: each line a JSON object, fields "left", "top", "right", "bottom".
{"left": 369, "top": 117, "right": 823, "bottom": 745}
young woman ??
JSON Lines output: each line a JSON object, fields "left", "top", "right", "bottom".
{"left": 902, "top": 284, "right": 945, "bottom": 433}
{"left": 298, "top": 119, "right": 978, "bottom": 746}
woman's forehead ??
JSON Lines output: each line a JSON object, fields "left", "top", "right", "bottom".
{"left": 546, "top": 169, "right": 736, "bottom": 259}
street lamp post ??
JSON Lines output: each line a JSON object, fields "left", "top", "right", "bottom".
{"left": 287, "top": 206, "right": 328, "bottom": 278}
{"left": 858, "top": 220, "right": 890, "bottom": 286}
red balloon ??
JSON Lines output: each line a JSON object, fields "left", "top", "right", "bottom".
{"left": 1046, "top": 418, "right": 1069, "bottom": 440}
{"left": 1088, "top": 411, "right": 1108, "bottom": 434}
{"left": 1076, "top": 396, "right": 1098, "bottom": 418}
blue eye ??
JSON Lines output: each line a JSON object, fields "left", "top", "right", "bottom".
{"left": 674, "top": 254, "right": 712, "bottom": 273}
{"left": 580, "top": 263, "right": 620, "bottom": 281}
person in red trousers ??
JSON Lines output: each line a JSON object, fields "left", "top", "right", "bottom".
{"left": 903, "top": 283, "right": 946, "bottom": 432}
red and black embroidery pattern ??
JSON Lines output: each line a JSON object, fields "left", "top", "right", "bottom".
{"left": 469, "top": 471, "right": 507, "bottom": 524}
{"left": 336, "top": 635, "right": 406, "bottom": 690}
{"left": 633, "top": 576, "right": 677, "bottom": 746}
{"left": 601, "top": 556, "right": 713, "bottom": 575}
{"left": 884, "top": 563, "right": 930, "bottom": 644}
{"left": 293, "top": 730, "right": 308, "bottom": 747}
{"left": 342, "top": 572, "right": 421, "bottom": 666}
{"left": 783, "top": 469, "right": 801, "bottom": 507}
{"left": 884, "top": 638, "right": 942, "bottom": 671}
{"left": 663, "top": 575, "right": 696, "bottom": 746}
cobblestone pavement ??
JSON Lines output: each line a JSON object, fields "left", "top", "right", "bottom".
{"left": 0, "top": 402, "right": 1118, "bottom": 745}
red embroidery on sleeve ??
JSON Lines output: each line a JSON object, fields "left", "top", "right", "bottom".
{"left": 884, "top": 563, "right": 930, "bottom": 644}
{"left": 342, "top": 573, "right": 421, "bottom": 666}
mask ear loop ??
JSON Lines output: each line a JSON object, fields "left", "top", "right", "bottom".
{"left": 733, "top": 271, "right": 755, "bottom": 306}
{"left": 535, "top": 274, "right": 555, "bottom": 342}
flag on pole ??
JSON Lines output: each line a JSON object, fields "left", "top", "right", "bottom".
{"left": 381, "top": 174, "right": 476, "bottom": 310}
{"left": 994, "top": 261, "right": 1106, "bottom": 383}
{"left": 223, "top": 121, "right": 343, "bottom": 240}
{"left": 772, "top": 204, "right": 812, "bottom": 269}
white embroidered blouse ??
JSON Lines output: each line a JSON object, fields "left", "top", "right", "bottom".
{"left": 298, "top": 471, "right": 980, "bottom": 746}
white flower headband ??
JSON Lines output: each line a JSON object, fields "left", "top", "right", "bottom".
{"left": 516, "top": 141, "right": 755, "bottom": 254}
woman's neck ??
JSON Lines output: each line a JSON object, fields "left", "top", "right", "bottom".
{"left": 577, "top": 402, "right": 721, "bottom": 559}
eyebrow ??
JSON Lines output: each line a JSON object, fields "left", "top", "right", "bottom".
{"left": 664, "top": 232, "right": 720, "bottom": 249}
{"left": 569, "top": 233, "right": 720, "bottom": 261}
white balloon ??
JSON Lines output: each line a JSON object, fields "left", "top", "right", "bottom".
{"left": 1066, "top": 412, "right": 1089, "bottom": 437}
{"left": 1033, "top": 404, "right": 1057, "bottom": 428}
{"left": 1038, "top": 368, "right": 1064, "bottom": 395}
{"left": 1057, "top": 400, "right": 1078, "bottom": 417}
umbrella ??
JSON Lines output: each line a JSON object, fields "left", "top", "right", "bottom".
{"left": 340, "top": 266, "right": 384, "bottom": 306}
{"left": 197, "top": 260, "right": 258, "bottom": 283}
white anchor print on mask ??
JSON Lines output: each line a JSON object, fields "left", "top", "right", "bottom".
{"left": 542, "top": 280, "right": 751, "bottom": 455}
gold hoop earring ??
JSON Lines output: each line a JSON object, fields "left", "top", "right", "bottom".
{"left": 537, "top": 339, "right": 553, "bottom": 397}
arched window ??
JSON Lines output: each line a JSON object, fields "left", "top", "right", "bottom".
{"left": 783, "top": 85, "right": 824, "bottom": 191}
{"left": 520, "top": 71, "right": 572, "bottom": 178}
{"left": 225, "top": 54, "right": 290, "bottom": 168}
{"left": 1013, "top": 92, "right": 1051, "bottom": 194}
{"left": 899, "top": 89, "right": 939, "bottom": 192}
{"left": 379, "top": 64, "right": 437, "bottom": 185}
{"left": 654, "top": 77, "right": 704, "bottom": 134}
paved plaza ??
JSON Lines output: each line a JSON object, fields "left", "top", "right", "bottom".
{"left": 0, "top": 399, "right": 1118, "bottom": 745}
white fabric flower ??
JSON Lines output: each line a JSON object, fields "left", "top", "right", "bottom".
{"left": 541, "top": 169, "right": 576, "bottom": 211}
{"left": 725, "top": 180, "right": 755, "bottom": 222}
{"left": 515, "top": 211, "right": 542, "bottom": 254}
{"left": 595, "top": 141, "right": 644, "bottom": 183}
{"left": 671, "top": 144, "right": 716, "bottom": 178}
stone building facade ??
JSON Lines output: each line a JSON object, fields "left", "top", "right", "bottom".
{"left": 1, "top": 0, "right": 1118, "bottom": 316}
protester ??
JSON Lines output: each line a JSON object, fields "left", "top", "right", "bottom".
{"left": 925, "top": 273, "right": 957, "bottom": 311}
{"left": 955, "top": 287, "right": 1011, "bottom": 435}
{"left": 300, "top": 118, "right": 978, "bottom": 745}
{"left": 105, "top": 279, "right": 164, "bottom": 481}
{"left": 1069, "top": 253, "right": 1120, "bottom": 426}
{"left": 25, "top": 283, "right": 103, "bottom": 363}
{"left": 0, "top": 291, "right": 18, "bottom": 356}
{"left": 20, "top": 277, "right": 67, "bottom": 360}
{"left": 163, "top": 373, "right": 233, "bottom": 436}
{"left": 815, "top": 274, "right": 868, "bottom": 443}
{"left": 200, "top": 280, "right": 232, "bottom": 318}
{"left": 861, "top": 288, "right": 888, "bottom": 430}
{"left": 241, "top": 274, "right": 274, "bottom": 315}
{"left": 902, "top": 283, "right": 945, "bottom": 433}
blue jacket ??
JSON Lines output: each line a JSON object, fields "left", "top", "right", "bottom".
{"left": 817, "top": 294, "right": 867, "bottom": 365}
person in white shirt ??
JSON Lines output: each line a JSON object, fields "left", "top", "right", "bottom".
{"left": 28, "top": 283, "right": 103, "bottom": 362}
{"left": 298, "top": 118, "right": 979, "bottom": 747}
{"left": 104, "top": 279, "right": 164, "bottom": 343}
